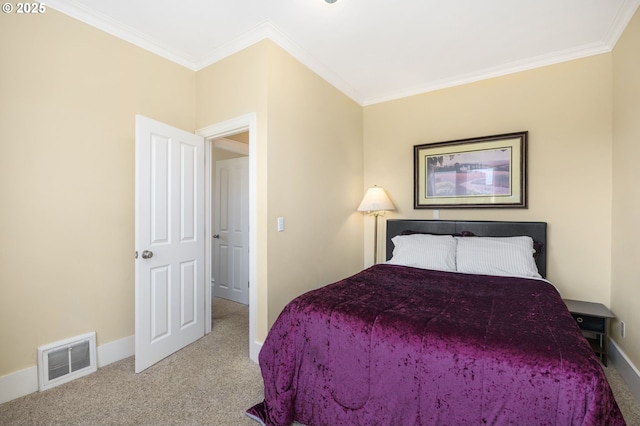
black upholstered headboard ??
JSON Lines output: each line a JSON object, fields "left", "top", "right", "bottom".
{"left": 385, "top": 220, "right": 547, "bottom": 278}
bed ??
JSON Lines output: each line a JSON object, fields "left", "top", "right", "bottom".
{"left": 247, "top": 220, "right": 624, "bottom": 425}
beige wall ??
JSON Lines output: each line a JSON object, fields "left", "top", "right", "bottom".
{"left": 612, "top": 8, "right": 640, "bottom": 369}
{"left": 0, "top": 11, "right": 196, "bottom": 375}
{"left": 264, "top": 43, "right": 364, "bottom": 325}
{"left": 196, "top": 39, "right": 364, "bottom": 339}
{"left": 364, "top": 54, "right": 613, "bottom": 302}
{"left": 196, "top": 42, "right": 271, "bottom": 339}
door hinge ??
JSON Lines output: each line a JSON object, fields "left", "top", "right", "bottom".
{"left": 135, "top": 251, "right": 138, "bottom": 259}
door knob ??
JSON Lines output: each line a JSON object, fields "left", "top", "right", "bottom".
{"left": 141, "top": 250, "right": 154, "bottom": 259}
{"left": 213, "top": 234, "right": 220, "bottom": 239}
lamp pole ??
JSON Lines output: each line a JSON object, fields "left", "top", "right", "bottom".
{"left": 372, "top": 211, "right": 381, "bottom": 264}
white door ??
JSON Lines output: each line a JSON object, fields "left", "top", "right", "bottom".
{"left": 135, "top": 115, "right": 205, "bottom": 373}
{"left": 213, "top": 157, "right": 249, "bottom": 305}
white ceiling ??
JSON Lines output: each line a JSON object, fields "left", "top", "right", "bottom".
{"left": 48, "top": 0, "right": 639, "bottom": 106}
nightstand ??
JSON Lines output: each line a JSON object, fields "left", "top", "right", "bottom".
{"left": 564, "top": 299, "right": 614, "bottom": 366}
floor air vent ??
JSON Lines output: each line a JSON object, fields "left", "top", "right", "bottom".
{"left": 37, "top": 332, "right": 97, "bottom": 391}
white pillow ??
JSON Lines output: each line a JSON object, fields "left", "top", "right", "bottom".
{"left": 455, "top": 236, "right": 541, "bottom": 278}
{"left": 388, "top": 234, "right": 457, "bottom": 272}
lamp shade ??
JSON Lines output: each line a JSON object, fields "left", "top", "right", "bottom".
{"left": 357, "top": 186, "right": 395, "bottom": 212}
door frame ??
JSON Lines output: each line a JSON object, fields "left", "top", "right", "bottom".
{"left": 196, "top": 113, "right": 259, "bottom": 363}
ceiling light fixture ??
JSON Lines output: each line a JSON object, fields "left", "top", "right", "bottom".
{"left": 325, "top": 0, "right": 339, "bottom": 3}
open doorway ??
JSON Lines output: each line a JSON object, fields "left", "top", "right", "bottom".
{"left": 197, "top": 113, "right": 259, "bottom": 363}
{"left": 210, "top": 133, "right": 249, "bottom": 305}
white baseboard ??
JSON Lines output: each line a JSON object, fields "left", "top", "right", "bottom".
{"left": 609, "top": 339, "right": 640, "bottom": 402}
{"left": 96, "top": 335, "right": 134, "bottom": 368}
{"left": 0, "top": 335, "right": 134, "bottom": 405}
{"left": 0, "top": 366, "right": 38, "bottom": 405}
{"left": 251, "top": 340, "right": 262, "bottom": 364}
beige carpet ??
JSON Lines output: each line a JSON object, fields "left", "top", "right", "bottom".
{"left": 1, "top": 298, "right": 639, "bottom": 425}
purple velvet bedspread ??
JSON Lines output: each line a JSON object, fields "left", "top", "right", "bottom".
{"left": 248, "top": 264, "right": 625, "bottom": 425}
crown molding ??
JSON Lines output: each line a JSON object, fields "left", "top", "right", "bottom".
{"left": 262, "top": 22, "right": 366, "bottom": 105}
{"left": 194, "top": 20, "right": 365, "bottom": 104}
{"left": 46, "top": 1, "right": 365, "bottom": 103}
{"left": 46, "top": 0, "right": 640, "bottom": 107}
{"left": 192, "top": 19, "right": 272, "bottom": 71}
{"left": 362, "top": 41, "right": 612, "bottom": 106}
{"left": 46, "top": 0, "right": 200, "bottom": 70}
{"left": 603, "top": 0, "right": 640, "bottom": 47}
{"left": 363, "top": 0, "right": 640, "bottom": 106}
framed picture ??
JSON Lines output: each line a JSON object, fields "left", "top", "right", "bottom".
{"left": 414, "top": 131, "right": 527, "bottom": 209}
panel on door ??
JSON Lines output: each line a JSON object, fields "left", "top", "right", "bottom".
{"left": 135, "top": 115, "right": 205, "bottom": 373}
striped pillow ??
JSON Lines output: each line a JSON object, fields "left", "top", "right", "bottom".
{"left": 455, "top": 236, "right": 541, "bottom": 278}
{"left": 388, "top": 234, "right": 457, "bottom": 272}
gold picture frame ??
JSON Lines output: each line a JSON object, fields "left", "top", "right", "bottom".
{"left": 414, "top": 131, "right": 527, "bottom": 209}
